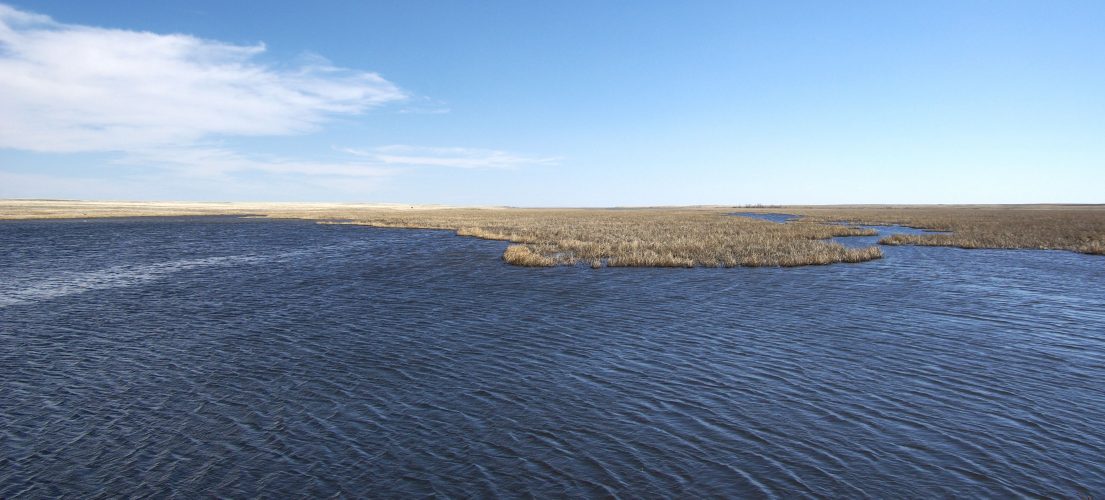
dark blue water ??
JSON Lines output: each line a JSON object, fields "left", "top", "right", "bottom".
{"left": 2, "top": 217, "right": 1104, "bottom": 497}
{"left": 732, "top": 211, "right": 951, "bottom": 249}
{"left": 730, "top": 212, "right": 798, "bottom": 223}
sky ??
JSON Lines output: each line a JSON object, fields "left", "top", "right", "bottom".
{"left": 1, "top": 1, "right": 1103, "bottom": 206}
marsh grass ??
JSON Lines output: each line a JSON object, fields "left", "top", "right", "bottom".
{"left": 335, "top": 208, "right": 882, "bottom": 267}
{"left": 23, "top": 201, "right": 1103, "bottom": 266}
{"left": 0, "top": 200, "right": 889, "bottom": 268}
{"left": 770, "top": 206, "right": 1105, "bottom": 256}
{"left": 502, "top": 245, "right": 558, "bottom": 266}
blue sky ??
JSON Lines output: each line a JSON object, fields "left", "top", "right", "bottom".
{"left": 1, "top": 1, "right": 1103, "bottom": 205}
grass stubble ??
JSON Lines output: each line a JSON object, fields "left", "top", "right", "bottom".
{"left": 2, "top": 200, "right": 1102, "bottom": 267}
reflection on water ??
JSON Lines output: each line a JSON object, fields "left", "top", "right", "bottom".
{"left": 2, "top": 217, "right": 1104, "bottom": 497}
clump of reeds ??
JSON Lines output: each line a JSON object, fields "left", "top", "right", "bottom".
{"left": 1078, "top": 239, "right": 1105, "bottom": 255}
{"left": 502, "top": 245, "right": 557, "bottom": 266}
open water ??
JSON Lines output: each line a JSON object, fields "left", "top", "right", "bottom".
{"left": 2, "top": 216, "right": 1103, "bottom": 497}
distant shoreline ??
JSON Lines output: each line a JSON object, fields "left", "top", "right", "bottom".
{"left": 0, "top": 200, "right": 482, "bottom": 220}
{"left": 2, "top": 199, "right": 1103, "bottom": 220}
{"left": 3, "top": 200, "right": 1102, "bottom": 264}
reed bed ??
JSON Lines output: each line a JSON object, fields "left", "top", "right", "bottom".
{"left": 764, "top": 205, "right": 1105, "bottom": 256}
{"left": 7, "top": 201, "right": 1101, "bottom": 262}
{"left": 333, "top": 208, "right": 882, "bottom": 268}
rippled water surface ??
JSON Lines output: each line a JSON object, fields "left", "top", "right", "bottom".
{"left": 2, "top": 216, "right": 1104, "bottom": 497}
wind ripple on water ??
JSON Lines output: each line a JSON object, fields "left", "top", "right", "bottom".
{"left": 1, "top": 217, "right": 1104, "bottom": 497}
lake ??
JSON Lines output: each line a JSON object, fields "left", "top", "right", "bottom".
{"left": 2, "top": 216, "right": 1104, "bottom": 497}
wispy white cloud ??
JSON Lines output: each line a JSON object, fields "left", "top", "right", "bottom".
{"left": 340, "top": 145, "right": 559, "bottom": 169}
{"left": 0, "top": 3, "right": 406, "bottom": 153}
{"left": 123, "top": 146, "right": 400, "bottom": 178}
{"left": 0, "top": 166, "right": 394, "bottom": 201}
{"left": 97, "top": 146, "right": 403, "bottom": 199}
{"left": 0, "top": 3, "right": 556, "bottom": 200}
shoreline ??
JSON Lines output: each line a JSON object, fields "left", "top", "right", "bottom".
{"left": 3, "top": 200, "right": 1102, "bottom": 262}
{"left": 0, "top": 200, "right": 482, "bottom": 220}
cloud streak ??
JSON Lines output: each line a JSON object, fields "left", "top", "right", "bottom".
{"left": 124, "top": 146, "right": 400, "bottom": 178}
{"left": 0, "top": 3, "right": 406, "bottom": 153}
{"left": 340, "top": 145, "right": 558, "bottom": 169}
{"left": 0, "top": 3, "right": 556, "bottom": 201}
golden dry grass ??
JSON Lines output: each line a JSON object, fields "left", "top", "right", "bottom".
{"left": 0, "top": 200, "right": 884, "bottom": 268}
{"left": 502, "top": 244, "right": 558, "bottom": 267}
{"left": 333, "top": 208, "right": 882, "bottom": 267}
{"left": 765, "top": 205, "right": 1105, "bottom": 256}
{"left": 13, "top": 201, "right": 1103, "bottom": 266}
